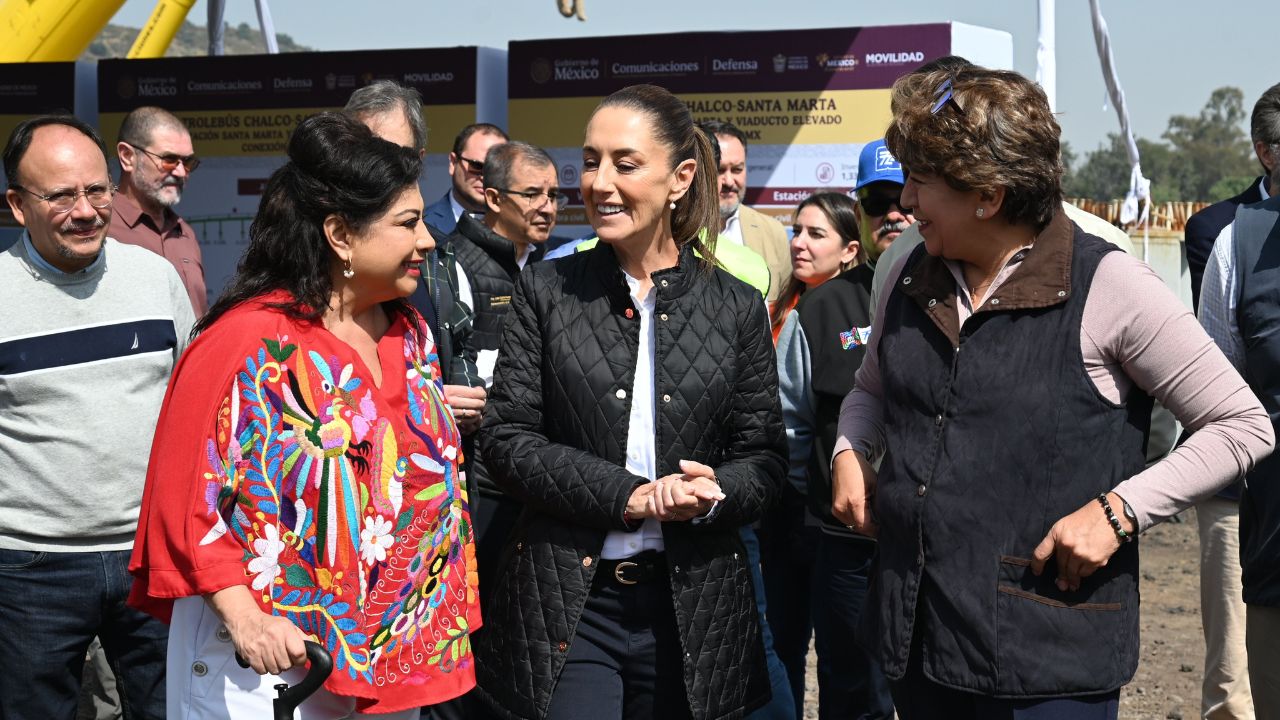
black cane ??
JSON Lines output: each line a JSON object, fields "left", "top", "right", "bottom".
{"left": 235, "top": 640, "right": 334, "bottom": 720}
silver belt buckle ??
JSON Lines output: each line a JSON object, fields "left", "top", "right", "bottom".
{"left": 614, "top": 560, "right": 639, "bottom": 585}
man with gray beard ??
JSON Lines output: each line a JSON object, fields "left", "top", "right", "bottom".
{"left": 109, "top": 106, "right": 207, "bottom": 315}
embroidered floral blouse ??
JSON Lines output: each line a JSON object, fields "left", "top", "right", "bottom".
{"left": 129, "top": 293, "right": 480, "bottom": 712}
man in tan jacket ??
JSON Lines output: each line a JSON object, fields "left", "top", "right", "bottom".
{"left": 700, "top": 120, "right": 790, "bottom": 302}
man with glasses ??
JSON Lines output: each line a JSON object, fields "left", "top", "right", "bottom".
{"left": 0, "top": 115, "right": 194, "bottom": 719}
{"left": 452, "top": 140, "right": 558, "bottom": 387}
{"left": 425, "top": 123, "right": 510, "bottom": 234}
{"left": 109, "top": 106, "right": 207, "bottom": 315}
{"left": 448, "top": 140, "right": 557, "bottom": 627}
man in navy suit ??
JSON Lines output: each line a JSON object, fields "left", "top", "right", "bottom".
{"left": 1186, "top": 84, "right": 1280, "bottom": 310}
{"left": 424, "top": 123, "right": 509, "bottom": 234}
{"left": 1186, "top": 81, "right": 1280, "bottom": 720}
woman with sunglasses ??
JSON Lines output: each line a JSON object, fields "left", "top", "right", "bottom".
{"left": 472, "top": 84, "right": 786, "bottom": 719}
{"left": 831, "top": 66, "right": 1273, "bottom": 718}
{"left": 129, "top": 113, "right": 480, "bottom": 718}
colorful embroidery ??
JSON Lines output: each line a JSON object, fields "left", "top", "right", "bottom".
{"left": 840, "top": 325, "right": 873, "bottom": 350}
{"left": 200, "top": 327, "right": 475, "bottom": 688}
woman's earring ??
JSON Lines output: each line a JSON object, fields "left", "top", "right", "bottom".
{"left": 975, "top": 208, "right": 985, "bottom": 218}
{"left": 343, "top": 259, "right": 355, "bottom": 279}
{"left": 669, "top": 200, "right": 677, "bottom": 210}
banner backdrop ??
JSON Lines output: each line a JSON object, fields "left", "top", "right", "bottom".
{"left": 509, "top": 23, "right": 1011, "bottom": 233}
{"left": 0, "top": 62, "right": 78, "bottom": 238}
{"left": 98, "top": 47, "right": 506, "bottom": 306}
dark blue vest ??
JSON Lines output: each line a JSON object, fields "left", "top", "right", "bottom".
{"left": 867, "top": 215, "right": 1151, "bottom": 697}
{"left": 1232, "top": 195, "right": 1280, "bottom": 606}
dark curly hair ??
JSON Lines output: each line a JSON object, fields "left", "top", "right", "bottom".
{"left": 884, "top": 67, "right": 1063, "bottom": 230}
{"left": 194, "top": 112, "right": 422, "bottom": 336}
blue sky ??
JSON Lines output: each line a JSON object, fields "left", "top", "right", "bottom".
{"left": 113, "top": 0, "right": 1276, "bottom": 158}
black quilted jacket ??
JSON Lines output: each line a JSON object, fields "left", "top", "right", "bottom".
{"left": 474, "top": 242, "right": 786, "bottom": 720}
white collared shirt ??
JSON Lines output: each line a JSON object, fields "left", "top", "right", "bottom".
{"left": 600, "top": 270, "right": 665, "bottom": 559}
{"left": 721, "top": 207, "right": 745, "bottom": 247}
{"left": 1199, "top": 176, "right": 1273, "bottom": 374}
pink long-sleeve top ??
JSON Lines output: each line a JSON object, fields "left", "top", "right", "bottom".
{"left": 834, "top": 232, "right": 1273, "bottom": 532}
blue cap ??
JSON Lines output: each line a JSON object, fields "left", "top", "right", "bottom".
{"left": 854, "top": 139, "right": 904, "bottom": 190}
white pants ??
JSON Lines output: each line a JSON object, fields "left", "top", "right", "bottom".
{"left": 167, "top": 596, "right": 419, "bottom": 720}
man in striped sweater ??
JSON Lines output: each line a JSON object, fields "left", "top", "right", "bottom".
{"left": 0, "top": 115, "right": 194, "bottom": 719}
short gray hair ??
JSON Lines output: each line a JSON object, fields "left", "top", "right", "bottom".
{"left": 483, "top": 141, "right": 555, "bottom": 191}
{"left": 343, "top": 80, "right": 427, "bottom": 151}
{"left": 1251, "top": 82, "right": 1280, "bottom": 146}
{"left": 118, "top": 106, "right": 188, "bottom": 146}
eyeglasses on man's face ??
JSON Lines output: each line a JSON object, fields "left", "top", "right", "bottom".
{"left": 11, "top": 183, "right": 116, "bottom": 214}
{"left": 125, "top": 141, "right": 201, "bottom": 173}
{"left": 492, "top": 187, "right": 568, "bottom": 210}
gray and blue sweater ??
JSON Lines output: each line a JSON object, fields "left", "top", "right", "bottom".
{"left": 0, "top": 235, "right": 194, "bottom": 551}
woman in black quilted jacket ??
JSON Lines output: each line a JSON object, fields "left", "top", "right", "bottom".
{"left": 472, "top": 84, "right": 788, "bottom": 720}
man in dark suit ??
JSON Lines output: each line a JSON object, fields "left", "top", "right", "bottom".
{"left": 1186, "top": 83, "right": 1280, "bottom": 310}
{"left": 424, "top": 123, "right": 509, "bottom": 234}
{"left": 1186, "top": 80, "right": 1280, "bottom": 720}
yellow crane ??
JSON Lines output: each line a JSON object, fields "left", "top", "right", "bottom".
{"left": 0, "top": 0, "right": 587, "bottom": 63}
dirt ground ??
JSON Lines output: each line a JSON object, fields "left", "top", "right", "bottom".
{"left": 78, "top": 513, "right": 1207, "bottom": 720}
{"left": 801, "top": 511, "right": 1207, "bottom": 720}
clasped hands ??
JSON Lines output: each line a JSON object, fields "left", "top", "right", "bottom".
{"left": 626, "top": 460, "right": 725, "bottom": 523}
{"left": 830, "top": 449, "right": 1134, "bottom": 594}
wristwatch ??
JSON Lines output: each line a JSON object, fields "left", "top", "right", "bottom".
{"left": 1120, "top": 497, "right": 1138, "bottom": 528}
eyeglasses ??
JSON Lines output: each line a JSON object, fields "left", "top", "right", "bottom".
{"left": 857, "top": 188, "right": 912, "bottom": 217}
{"left": 11, "top": 183, "right": 116, "bottom": 214}
{"left": 125, "top": 141, "right": 201, "bottom": 173}
{"left": 493, "top": 187, "right": 569, "bottom": 210}
{"left": 456, "top": 154, "right": 485, "bottom": 174}
{"left": 931, "top": 77, "right": 964, "bottom": 116}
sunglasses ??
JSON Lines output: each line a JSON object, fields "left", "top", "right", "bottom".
{"left": 456, "top": 154, "right": 485, "bottom": 174}
{"left": 125, "top": 142, "right": 200, "bottom": 172}
{"left": 857, "top": 189, "right": 912, "bottom": 217}
{"left": 931, "top": 78, "right": 964, "bottom": 116}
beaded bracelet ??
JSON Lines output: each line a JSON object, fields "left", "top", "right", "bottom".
{"left": 1096, "top": 493, "right": 1132, "bottom": 544}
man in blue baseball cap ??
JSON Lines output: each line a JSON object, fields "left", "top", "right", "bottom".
{"left": 852, "top": 138, "right": 915, "bottom": 267}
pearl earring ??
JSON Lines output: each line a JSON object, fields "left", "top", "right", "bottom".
{"left": 343, "top": 259, "right": 355, "bottom": 279}
{"left": 975, "top": 208, "right": 985, "bottom": 218}
{"left": 669, "top": 201, "right": 677, "bottom": 210}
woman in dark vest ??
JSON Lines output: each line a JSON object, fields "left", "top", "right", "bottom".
{"left": 473, "top": 84, "right": 786, "bottom": 720}
{"left": 831, "top": 66, "right": 1273, "bottom": 718}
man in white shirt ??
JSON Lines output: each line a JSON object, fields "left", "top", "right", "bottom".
{"left": 1195, "top": 82, "right": 1280, "bottom": 720}
{"left": 700, "top": 120, "right": 790, "bottom": 302}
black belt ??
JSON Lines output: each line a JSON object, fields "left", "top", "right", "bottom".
{"left": 596, "top": 552, "right": 666, "bottom": 586}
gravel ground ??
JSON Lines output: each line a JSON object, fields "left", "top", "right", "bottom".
{"left": 800, "top": 511, "right": 1207, "bottom": 720}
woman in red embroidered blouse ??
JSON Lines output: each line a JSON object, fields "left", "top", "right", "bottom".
{"left": 129, "top": 113, "right": 479, "bottom": 718}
